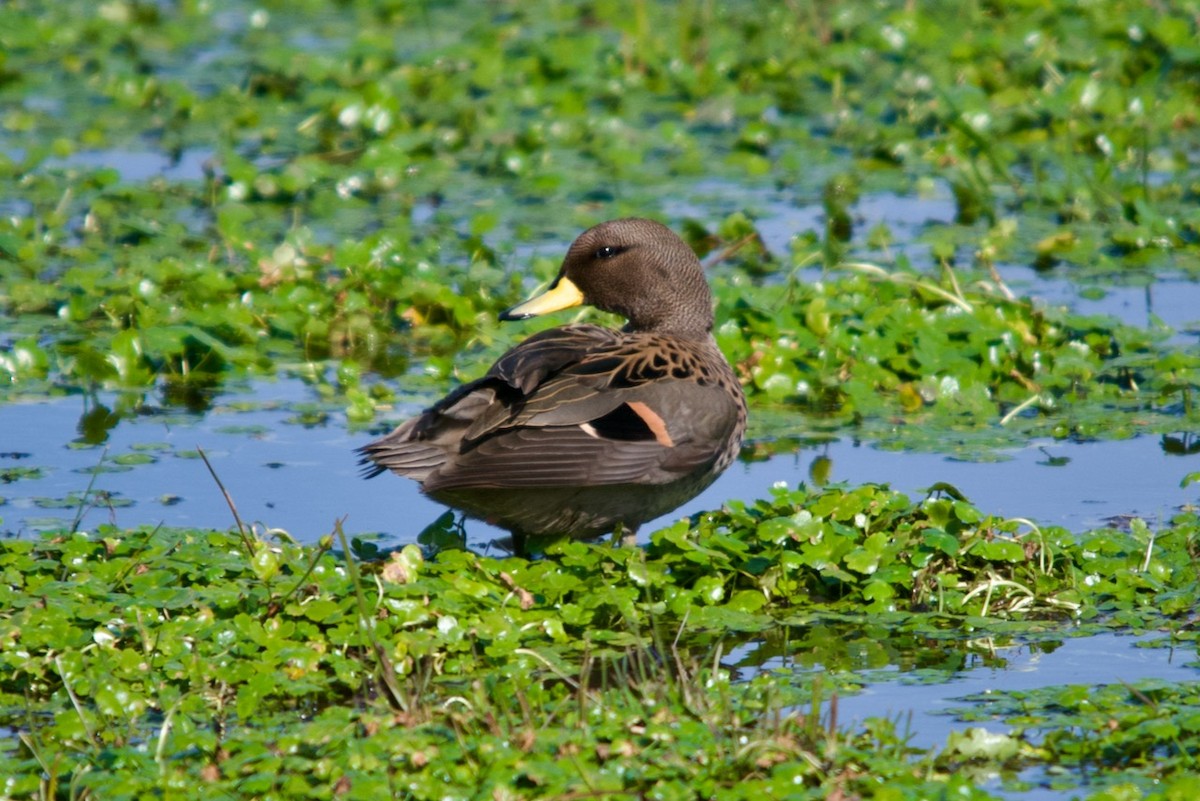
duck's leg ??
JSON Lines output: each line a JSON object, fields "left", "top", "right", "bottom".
{"left": 609, "top": 523, "right": 639, "bottom": 548}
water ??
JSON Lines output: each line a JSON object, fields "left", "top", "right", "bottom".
{"left": 42, "top": 147, "right": 215, "bottom": 183}
{"left": 828, "top": 632, "right": 1197, "bottom": 749}
{"left": 831, "top": 633, "right": 1197, "bottom": 799}
{"left": 2, "top": 379, "right": 1195, "bottom": 545}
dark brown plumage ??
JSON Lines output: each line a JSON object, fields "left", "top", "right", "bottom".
{"left": 358, "top": 218, "right": 747, "bottom": 553}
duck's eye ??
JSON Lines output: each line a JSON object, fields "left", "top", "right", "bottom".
{"left": 594, "top": 245, "right": 625, "bottom": 260}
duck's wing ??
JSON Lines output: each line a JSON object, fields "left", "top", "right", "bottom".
{"left": 424, "top": 330, "right": 744, "bottom": 492}
{"left": 425, "top": 377, "right": 740, "bottom": 491}
{"left": 360, "top": 324, "right": 743, "bottom": 490}
{"left": 357, "top": 325, "right": 620, "bottom": 480}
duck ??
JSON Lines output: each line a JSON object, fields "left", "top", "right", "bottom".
{"left": 357, "top": 217, "right": 747, "bottom": 554}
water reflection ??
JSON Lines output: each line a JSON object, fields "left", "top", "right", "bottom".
{"left": 826, "top": 632, "right": 1197, "bottom": 751}
{"left": 724, "top": 619, "right": 1023, "bottom": 679}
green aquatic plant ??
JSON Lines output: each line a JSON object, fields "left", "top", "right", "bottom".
{"left": 0, "top": 490, "right": 1197, "bottom": 797}
{"left": 716, "top": 259, "right": 1197, "bottom": 447}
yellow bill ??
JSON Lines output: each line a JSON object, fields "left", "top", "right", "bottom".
{"left": 499, "top": 276, "right": 584, "bottom": 320}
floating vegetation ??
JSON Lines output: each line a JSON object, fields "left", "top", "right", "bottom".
{"left": 2, "top": 0, "right": 1199, "bottom": 797}
{"left": 0, "top": 490, "right": 1197, "bottom": 797}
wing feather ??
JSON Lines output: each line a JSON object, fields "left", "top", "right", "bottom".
{"left": 425, "top": 425, "right": 670, "bottom": 491}
{"left": 358, "top": 324, "right": 743, "bottom": 495}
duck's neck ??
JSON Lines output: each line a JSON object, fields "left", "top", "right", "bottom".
{"left": 622, "top": 320, "right": 714, "bottom": 341}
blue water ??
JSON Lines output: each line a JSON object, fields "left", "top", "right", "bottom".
{"left": 1, "top": 378, "right": 1195, "bottom": 546}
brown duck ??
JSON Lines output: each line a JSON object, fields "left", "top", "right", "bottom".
{"left": 358, "top": 218, "right": 747, "bottom": 553}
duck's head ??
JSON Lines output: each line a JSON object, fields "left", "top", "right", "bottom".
{"left": 500, "top": 218, "right": 714, "bottom": 337}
